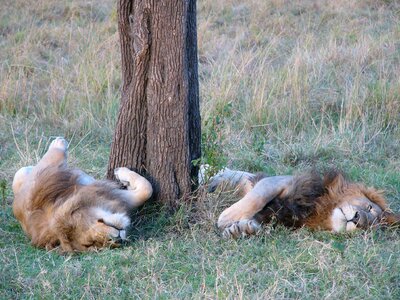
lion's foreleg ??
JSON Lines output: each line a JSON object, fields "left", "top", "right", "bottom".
{"left": 12, "top": 166, "right": 34, "bottom": 195}
{"left": 217, "top": 176, "right": 293, "bottom": 237}
{"left": 221, "top": 219, "right": 262, "bottom": 239}
{"left": 114, "top": 167, "right": 153, "bottom": 208}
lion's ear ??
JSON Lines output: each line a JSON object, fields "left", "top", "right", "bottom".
{"left": 323, "top": 170, "right": 346, "bottom": 193}
{"left": 381, "top": 211, "right": 400, "bottom": 227}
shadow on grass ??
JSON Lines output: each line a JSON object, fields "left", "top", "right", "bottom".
{"left": 126, "top": 200, "right": 192, "bottom": 243}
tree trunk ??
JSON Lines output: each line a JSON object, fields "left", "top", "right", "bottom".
{"left": 107, "top": 0, "right": 201, "bottom": 207}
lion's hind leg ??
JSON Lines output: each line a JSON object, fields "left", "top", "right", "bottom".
{"left": 12, "top": 166, "right": 34, "bottom": 194}
{"left": 13, "top": 138, "right": 69, "bottom": 195}
{"left": 34, "top": 137, "right": 69, "bottom": 174}
{"left": 207, "top": 168, "right": 255, "bottom": 196}
{"left": 114, "top": 167, "right": 153, "bottom": 208}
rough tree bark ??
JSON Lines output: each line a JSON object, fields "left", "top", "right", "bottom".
{"left": 107, "top": 0, "right": 201, "bottom": 207}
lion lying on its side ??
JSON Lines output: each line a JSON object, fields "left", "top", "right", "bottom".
{"left": 208, "top": 168, "right": 400, "bottom": 238}
{"left": 12, "top": 137, "right": 152, "bottom": 252}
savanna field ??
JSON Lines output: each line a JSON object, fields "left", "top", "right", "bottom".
{"left": 1, "top": 0, "right": 400, "bottom": 298}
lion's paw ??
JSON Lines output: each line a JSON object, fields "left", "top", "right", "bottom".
{"left": 49, "top": 137, "right": 68, "bottom": 151}
{"left": 114, "top": 167, "right": 134, "bottom": 187}
{"left": 221, "top": 219, "right": 261, "bottom": 239}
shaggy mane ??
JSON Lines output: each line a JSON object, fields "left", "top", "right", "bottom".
{"left": 255, "top": 170, "right": 326, "bottom": 227}
{"left": 29, "top": 166, "right": 79, "bottom": 211}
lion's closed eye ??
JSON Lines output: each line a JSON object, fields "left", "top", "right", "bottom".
{"left": 97, "top": 218, "right": 123, "bottom": 231}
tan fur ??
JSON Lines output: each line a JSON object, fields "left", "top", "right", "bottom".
{"left": 12, "top": 137, "right": 152, "bottom": 253}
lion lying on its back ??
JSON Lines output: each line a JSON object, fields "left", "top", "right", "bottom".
{"left": 12, "top": 138, "right": 152, "bottom": 252}
{"left": 208, "top": 168, "right": 400, "bottom": 238}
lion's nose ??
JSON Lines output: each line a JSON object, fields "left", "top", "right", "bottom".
{"left": 119, "top": 230, "right": 126, "bottom": 240}
{"left": 107, "top": 228, "right": 127, "bottom": 245}
{"left": 112, "top": 230, "right": 127, "bottom": 244}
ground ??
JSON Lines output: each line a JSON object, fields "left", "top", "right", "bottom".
{"left": 1, "top": 0, "right": 400, "bottom": 298}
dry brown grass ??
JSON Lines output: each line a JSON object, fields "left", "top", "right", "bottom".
{"left": 198, "top": 0, "right": 400, "bottom": 174}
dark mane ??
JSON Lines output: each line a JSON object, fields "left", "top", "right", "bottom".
{"left": 254, "top": 170, "right": 326, "bottom": 228}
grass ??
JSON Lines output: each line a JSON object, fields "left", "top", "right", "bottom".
{"left": 1, "top": 0, "right": 400, "bottom": 298}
